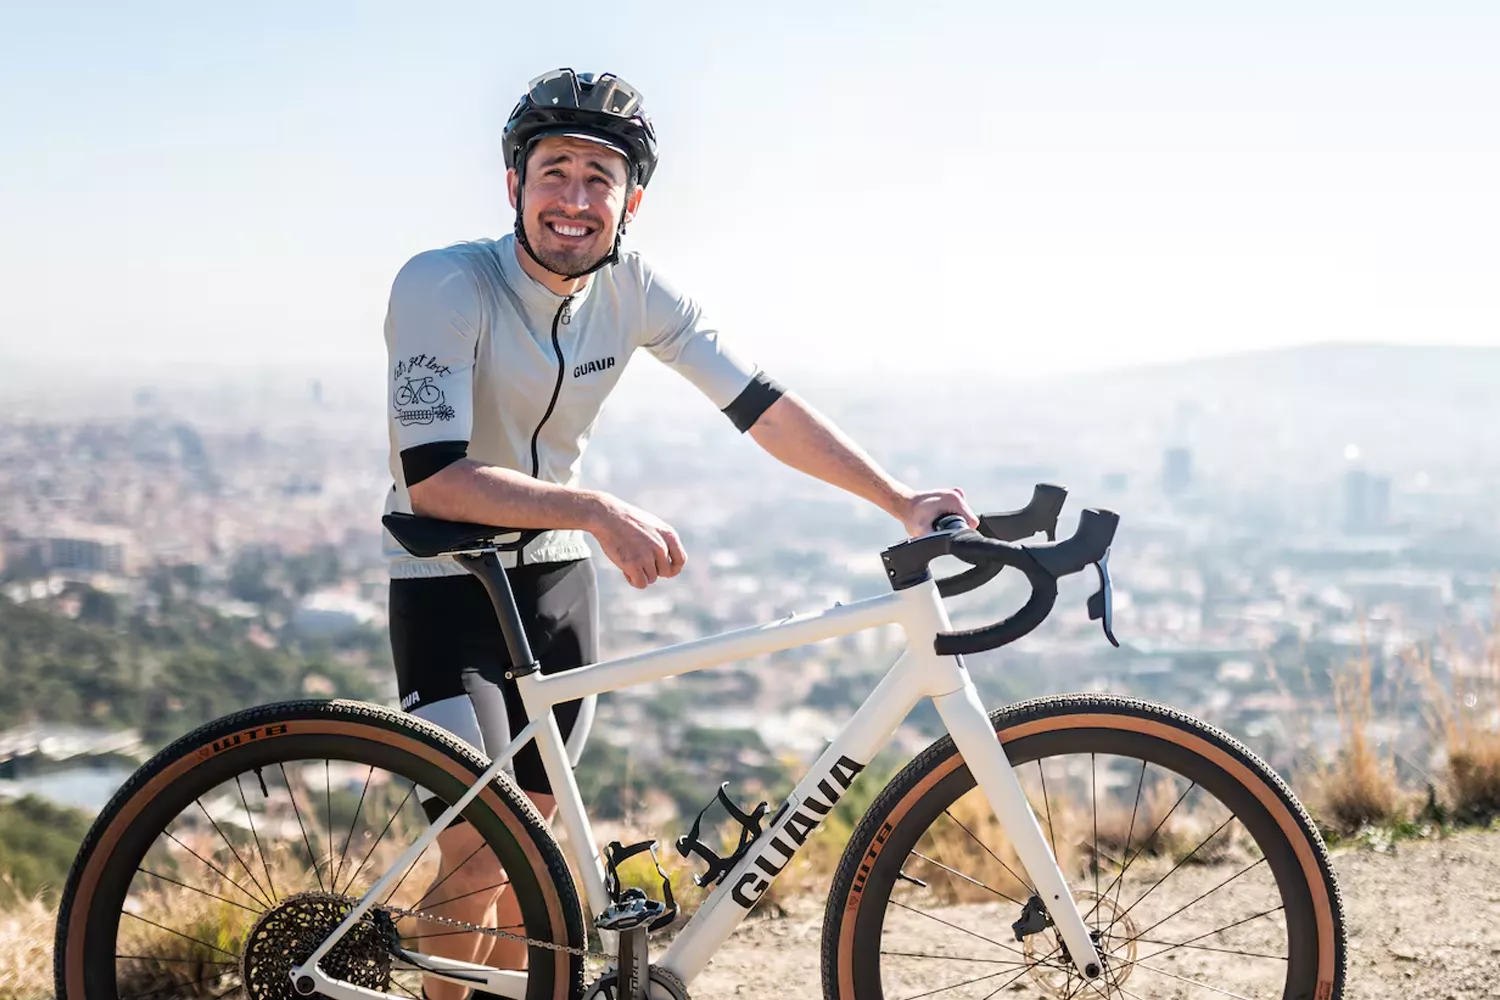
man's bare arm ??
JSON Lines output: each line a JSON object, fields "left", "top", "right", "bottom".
{"left": 408, "top": 459, "right": 603, "bottom": 529}
{"left": 747, "top": 393, "right": 977, "bottom": 536}
{"left": 407, "top": 461, "right": 685, "bottom": 590}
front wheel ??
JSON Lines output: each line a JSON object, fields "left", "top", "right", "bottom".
{"left": 822, "top": 694, "right": 1345, "bottom": 1000}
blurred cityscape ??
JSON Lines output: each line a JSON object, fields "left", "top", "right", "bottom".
{"left": 2, "top": 343, "right": 1499, "bottom": 820}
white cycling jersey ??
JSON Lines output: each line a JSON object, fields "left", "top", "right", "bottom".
{"left": 383, "top": 233, "right": 781, "bottom": 577}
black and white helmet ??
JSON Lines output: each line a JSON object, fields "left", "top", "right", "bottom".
{"left": 503, "top": 68, "right": 658, "bottom": 188}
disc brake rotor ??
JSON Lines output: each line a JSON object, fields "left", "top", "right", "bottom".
{"left": 1021, "top": 889, "right": 1139, "bottom": 998}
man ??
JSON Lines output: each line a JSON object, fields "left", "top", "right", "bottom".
{"left": 383, "top": 68, "right": 976, "bottom": 998}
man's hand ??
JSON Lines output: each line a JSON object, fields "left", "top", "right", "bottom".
{"left": 587, "top": 493, "right": 686, "bottom": 589}
{"left": 896, "top": 487, "right": 979, "bottom": 537}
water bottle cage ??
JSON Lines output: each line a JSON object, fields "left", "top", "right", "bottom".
{"left": 597, "top": 839, "right": 678, "bottom": 933}
{"left": 674, "top": 784, "right": 769, "bottom": 888}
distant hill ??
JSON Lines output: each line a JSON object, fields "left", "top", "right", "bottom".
{"left": 0, "top": 588, "right": 378, "bottom": 745}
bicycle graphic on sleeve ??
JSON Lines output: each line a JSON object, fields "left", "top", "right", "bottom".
{"left": 393, "top": 376, "right": 455, "bottom": 425}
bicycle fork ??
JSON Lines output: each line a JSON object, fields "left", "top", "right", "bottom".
{"left": 906, "top": 588, "right": 1105, "bottom": 981}
{"left": 935, "top": 680, "right": 1104, "bottom": 979}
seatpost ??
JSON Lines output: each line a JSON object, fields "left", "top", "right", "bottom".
{"left": 457, "top": 552, "right": 541, "bottom": 676}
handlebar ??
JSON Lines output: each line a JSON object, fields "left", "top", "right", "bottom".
{"left": 935, "top": 508, "right": 1119, "bottom": 655}
{"left": 890, "top": 484, "right": 1120, "bottom": 656}
{"left": 930, "top": 483, "right": 1068, "bottom": 599}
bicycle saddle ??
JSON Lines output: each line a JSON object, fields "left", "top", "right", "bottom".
{"left": 381, "top": 512, "right": 541, "bottom": 558}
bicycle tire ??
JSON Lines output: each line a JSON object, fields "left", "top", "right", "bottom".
{"left": 822, "top": 693, "right": 1345, "bottom": 1000}
{"left": 54, "top": 698, "right": 586, "bottom": 1000}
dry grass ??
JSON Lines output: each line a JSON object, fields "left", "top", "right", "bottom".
{"left": 1409, "top": 607, "right": 1500, "bottom": 825}
{"left": 0, "top": 877, "right": 53, "bottom": 1000}
{"left": 1306, "top": 632, "right": 1410, "bottom": 837}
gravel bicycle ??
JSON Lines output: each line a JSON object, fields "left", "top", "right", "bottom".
{"left": 55, "top": 485, "right": 1345, "bottom": 999}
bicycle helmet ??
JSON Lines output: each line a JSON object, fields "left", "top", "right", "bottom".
{"left": 504, "top": 68, "right": 659, "bottom": 279}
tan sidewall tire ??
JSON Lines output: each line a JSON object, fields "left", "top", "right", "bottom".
{"left": 54, "top": 699, "right": 585, "bottom": 1000}
{"left": 820, "top": 694, "right": 1346, "bottom": 1000}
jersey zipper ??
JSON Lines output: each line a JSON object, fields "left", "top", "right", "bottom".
{"left": 522, "top": 294, "right": 574, "bottom": 565}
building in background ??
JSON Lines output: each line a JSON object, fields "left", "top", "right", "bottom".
{"left": 1162, "top": 446, "right": 1193, "bottom": 497}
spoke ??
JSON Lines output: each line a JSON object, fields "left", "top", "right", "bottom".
{"left": 980, "top": 960, "right": 1050, "bottom": 1000}
{"left": 908, "top": 850, "right": 1027, "bottom": 907}
{"left": 325, "top": 760, "right": 334, "bottom": 888}
{"left": 405, "top": 839, "right": 488, "bottom": 910}
{"left": 389, "top": 977, "right": 423, "bottom": 1000}
{"left": 119, "top": 970, "right": 237, "bottom": 1000}
{"left": 343, "top": 780, "right": 418, "bottom": 891}
{"left": 1114, "top": 905, "right": 1286, "bottom": 972}
{"left": 1130, "top": 936, "right": 1287, "bottom": 961}
{"left": 163, "top": 830, "right": 271, "bottom": 910}
{"left": 1072, "top": 973, "right": 1151, "bottom": 1000}
{"left": 1106, "top": 759, "right": 1149, "bottom": 926}
{"left": 280, "top": 762, "right": 327, "bottom": 892}
{"left": 1108, "top": 813, "right": 1235, "bottom": 933}
{"left": 1127, "top": 959, "right": 1263, "bottom": 1000}
{"left": 122, "top": 911, "right": 240, "bottom": 959}
{"left": 234, "top": 773, "right": 278, "bottom": 905}
{"left": 941, "top": 808, "right": 1034, "bottom": 895}
{"left": 887, "top": 899, "right": 1040, "bottom": 967}
{"left": 1122, "top": 855, "right": 1268, "bottom": 945}
{"left": 335, "top": 764, "right": 375, "bottom": 894}
{"left": 1091, "top": 780, "right": 1196, "bottom": 916}
{"left": 1091, "top": 753, "right": 1099, "bottom": 932}
{"left": 414, "top": 876, "right": 511, "bottom": 910}
{"left": 115, "top": 956, "right": 237, "bottom": 964}
{"left": 879, "top": 949, "right": 1032, "bottom": 967}
{"left": 136, "top": 868, "right": 263, "bottom": 915}
{"left": 1037, "top": 758, "right": 1059, "bottom": 861}
{"left": 194, "top": 798, "right": 274, "bottom": 908}
{"left": 898, "top": 968, "right": 1021, "bottom": 999}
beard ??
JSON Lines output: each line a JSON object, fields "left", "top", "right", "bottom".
{"left": 524, "top": 215, "right": 613, "bottom": 276}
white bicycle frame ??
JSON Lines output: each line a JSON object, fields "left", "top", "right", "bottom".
{"left": 295, "top": 573, "right": 1104, "bottom": 999}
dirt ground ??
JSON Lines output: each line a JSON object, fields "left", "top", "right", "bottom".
{"left": 687, "top": 828, "right": 1500, "bottom": 999}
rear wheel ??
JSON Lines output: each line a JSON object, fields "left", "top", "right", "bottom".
{"left": 822, "top": 694, "right": 1345, "bottom": 999}
{"left": 55, "top": 699, "right": 586, "bottom": 1000}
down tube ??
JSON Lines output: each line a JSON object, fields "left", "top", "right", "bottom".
{"left": 659, "top": 650, "right": 928, "bottom": 984}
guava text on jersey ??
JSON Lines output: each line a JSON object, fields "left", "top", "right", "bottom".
{"left": 573, "top": 356, "right": 617, "bottom": 379}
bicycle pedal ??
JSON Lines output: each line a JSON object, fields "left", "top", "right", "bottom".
{"left": 600, "top": 840, "right": 677, "bottom": 933}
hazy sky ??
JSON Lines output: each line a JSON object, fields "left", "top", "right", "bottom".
{"left": 2, "top": 1, "right": 1497, "bottom": 379}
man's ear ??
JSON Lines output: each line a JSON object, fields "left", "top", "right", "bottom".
{"left": 622, "top": 184, "right": 645, "bottom": 226}
{"left": 506, "top": 168, "right": 520, "bottom": 210}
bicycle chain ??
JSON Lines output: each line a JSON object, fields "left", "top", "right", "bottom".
{"left": 382, "top": 900, "right": 602, "bottom": 959}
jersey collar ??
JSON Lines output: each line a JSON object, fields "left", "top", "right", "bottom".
{"left": 498, "top": 233, "right": 597, "bottom": 316}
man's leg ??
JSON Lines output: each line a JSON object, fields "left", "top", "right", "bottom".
{"left": 418, "top": 822, "right": 507, "bottom": 1000}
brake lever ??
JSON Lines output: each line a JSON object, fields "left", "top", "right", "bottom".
{"left": 1087, "top": 548, "right": 1119, "bottom": 648}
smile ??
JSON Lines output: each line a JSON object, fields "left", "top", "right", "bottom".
{"left": 547, "top": 221, "right": 595, "bottom": 238}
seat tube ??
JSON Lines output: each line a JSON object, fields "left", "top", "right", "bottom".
{"left": 933, "top": 680, "right": 1103, "bottom": 980}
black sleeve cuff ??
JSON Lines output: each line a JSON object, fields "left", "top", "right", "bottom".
{"left": 401, "top": 440, "right": 469, "bottom": 487}
{"left": 722, "top": 371, "right": 785, "bottom": 433}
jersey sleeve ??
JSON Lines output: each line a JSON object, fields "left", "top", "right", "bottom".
{"left": 385, "top": 249, "right": 480, "bottom": 486}
{"left": 640, "top": 262, "right": 784, "bottom": 432}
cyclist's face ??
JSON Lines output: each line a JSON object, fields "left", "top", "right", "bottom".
{"left": 508, "top": 137, "right": 642, "bottom": 277}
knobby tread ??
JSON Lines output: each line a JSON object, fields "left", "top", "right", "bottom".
{"left": 54, "top": 698, "right": 584, "bottom": 1000}
{"left": 819, "top": 692, "right": 1347, "bottom": 1000}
